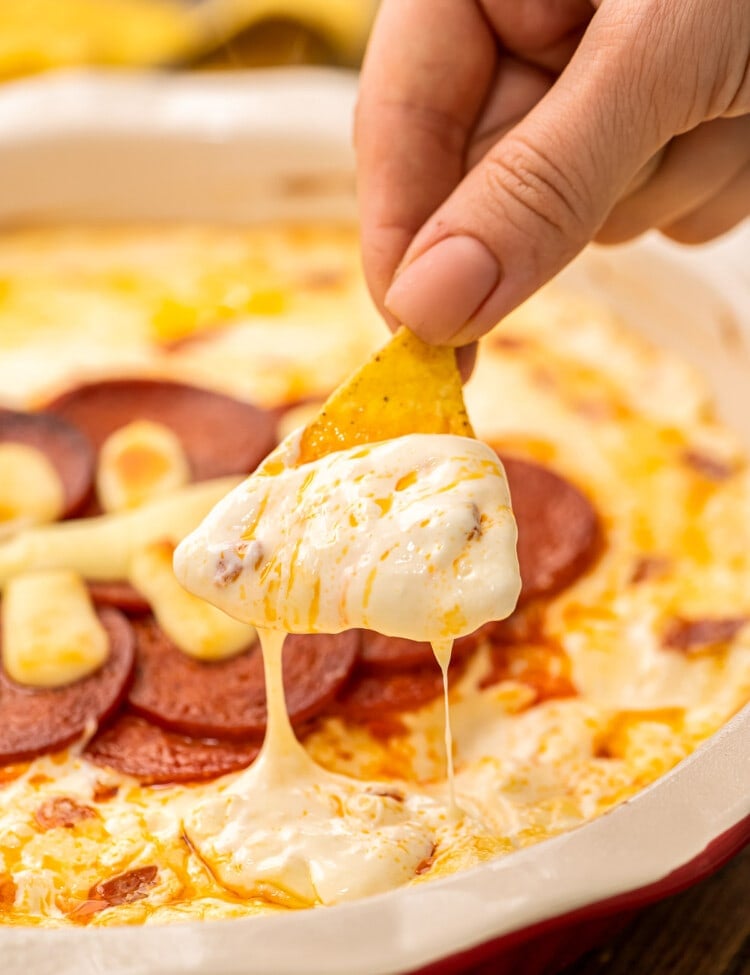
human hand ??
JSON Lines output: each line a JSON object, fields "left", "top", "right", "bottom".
{"left": 356, "top": 0, "right": 750, "bottom": 348}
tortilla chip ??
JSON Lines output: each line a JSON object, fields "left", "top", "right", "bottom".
{"left": 297, "top": 327, "right": 474, "bottom": 464}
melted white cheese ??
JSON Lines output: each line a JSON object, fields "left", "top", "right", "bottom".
{"left": 185, "top": 630, "right": 440, "bottom": 906}
{"left": 177, "top": 433, "right": 520, "bottom": 904}
{"left": 174, "top": 434, "right": 520, "bottom": 641}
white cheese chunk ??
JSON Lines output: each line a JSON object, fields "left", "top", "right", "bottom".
{"left": 2, "top": 569, "right": 108, "bottom": 687}
{"left": 96, "top": 420, "right": 190, "bottom": 513}
{"left": 129, "top": 539, "right": 255, "bottom": 660}
{"left": 0, "top": 443, "right": 65, "bottom": 537}
{"left": 0, "top": 476, "right": 240, "bottom": 589}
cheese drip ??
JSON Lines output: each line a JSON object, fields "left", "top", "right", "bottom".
{"left": 184, "top": 628, "right": 438, "bottom": 906}
{"left": 432, "top": 638, "right": 460, "bottom": 815}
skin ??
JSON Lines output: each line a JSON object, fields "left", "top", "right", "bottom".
{"left": 356, "top": 0, "right": 750, "bottom": 354}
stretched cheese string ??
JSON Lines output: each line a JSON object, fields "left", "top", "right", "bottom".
{"left": 184, "top": 623, "right": 440, "bottom": 906}
{"left": 257, "top": 625, "right": 462, "bottom": 817}
{"left": 256, "top": 627, "right": 460, "bottom": 805}
{"left": 432, "top": 638, "right": 460, "bottom": 816}
{"left": 255, "top": 627, "right": 308, "bottom": 772}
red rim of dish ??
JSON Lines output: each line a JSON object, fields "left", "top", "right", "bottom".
{"left": 410, "top": 813, "right": 750, "bottom": 975}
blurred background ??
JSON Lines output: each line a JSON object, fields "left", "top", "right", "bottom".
{"left": 0, "top": 0, "right": 378, "bottom": 78}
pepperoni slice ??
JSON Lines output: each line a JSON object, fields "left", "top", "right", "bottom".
{"left": 70, "top": 864, "right": 160, "bottom": 919}
{"left": 336, "top": 665, "right": 447, "bottom": 721}
{"left": 358, "top": 626, "right": 490, "bottom": 673}
{"left": 85, "top": 713, "right": 260, "bottom": 785}
{"left": 34, "top": 796, "right": 97, "bottom": 831}
{"left": 45, "top": 379, "right": 277, "bottom": 481}
{"left": 497, "top": 454, "right": 600, "bottom": 601}
{"left": 90, "top": 865, "right": 159, "bottom": 906}
{"left": 662, "top": 616, "right": 747, "bottom": 654}
{"left": 0, "top": 608, "right": 135, "bottom": 765}
{"left": 127, "top": 618, "right": 359, "bottom": 739}
{"left": 88, "top": 581, "right": 150, "bottom": 616}
{"left": 0, "top": 408, "right": 95, "bottom": 518}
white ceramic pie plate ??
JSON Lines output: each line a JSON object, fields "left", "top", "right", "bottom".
{"left": 0, "top": 69, "right": 748, "bottom": 975}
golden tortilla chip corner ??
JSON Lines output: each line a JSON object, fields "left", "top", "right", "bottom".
{"left": 298, "top": 327, "right": 474, "bottom": 464}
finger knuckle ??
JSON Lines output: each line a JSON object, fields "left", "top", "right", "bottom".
{"left": 703, "top": 1, "right": 750, "bottom": 117}
{"left": 722, "top": 54, "right": 750, "bottom": 116}
{"left": 481, "top": 134, "right": 592, "bottom": 247}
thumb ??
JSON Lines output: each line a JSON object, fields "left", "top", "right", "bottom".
{"left": 383, "top": 0, "right": 705, "bottom": 345}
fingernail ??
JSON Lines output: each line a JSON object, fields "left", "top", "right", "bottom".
{"left": 384, "top": 236, "right": 499, "bottom": 343}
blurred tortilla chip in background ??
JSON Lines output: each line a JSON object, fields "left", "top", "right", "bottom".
{"left": 0, "top": 0, "right": 377, "bottom": 79}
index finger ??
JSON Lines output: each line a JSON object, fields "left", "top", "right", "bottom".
{"left": 355, "top": 0, "right": 496, "bottom": 321}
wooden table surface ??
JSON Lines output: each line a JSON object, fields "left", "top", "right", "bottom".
{"left": 560, "top": 844, "right": 750, "bottom": 975}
